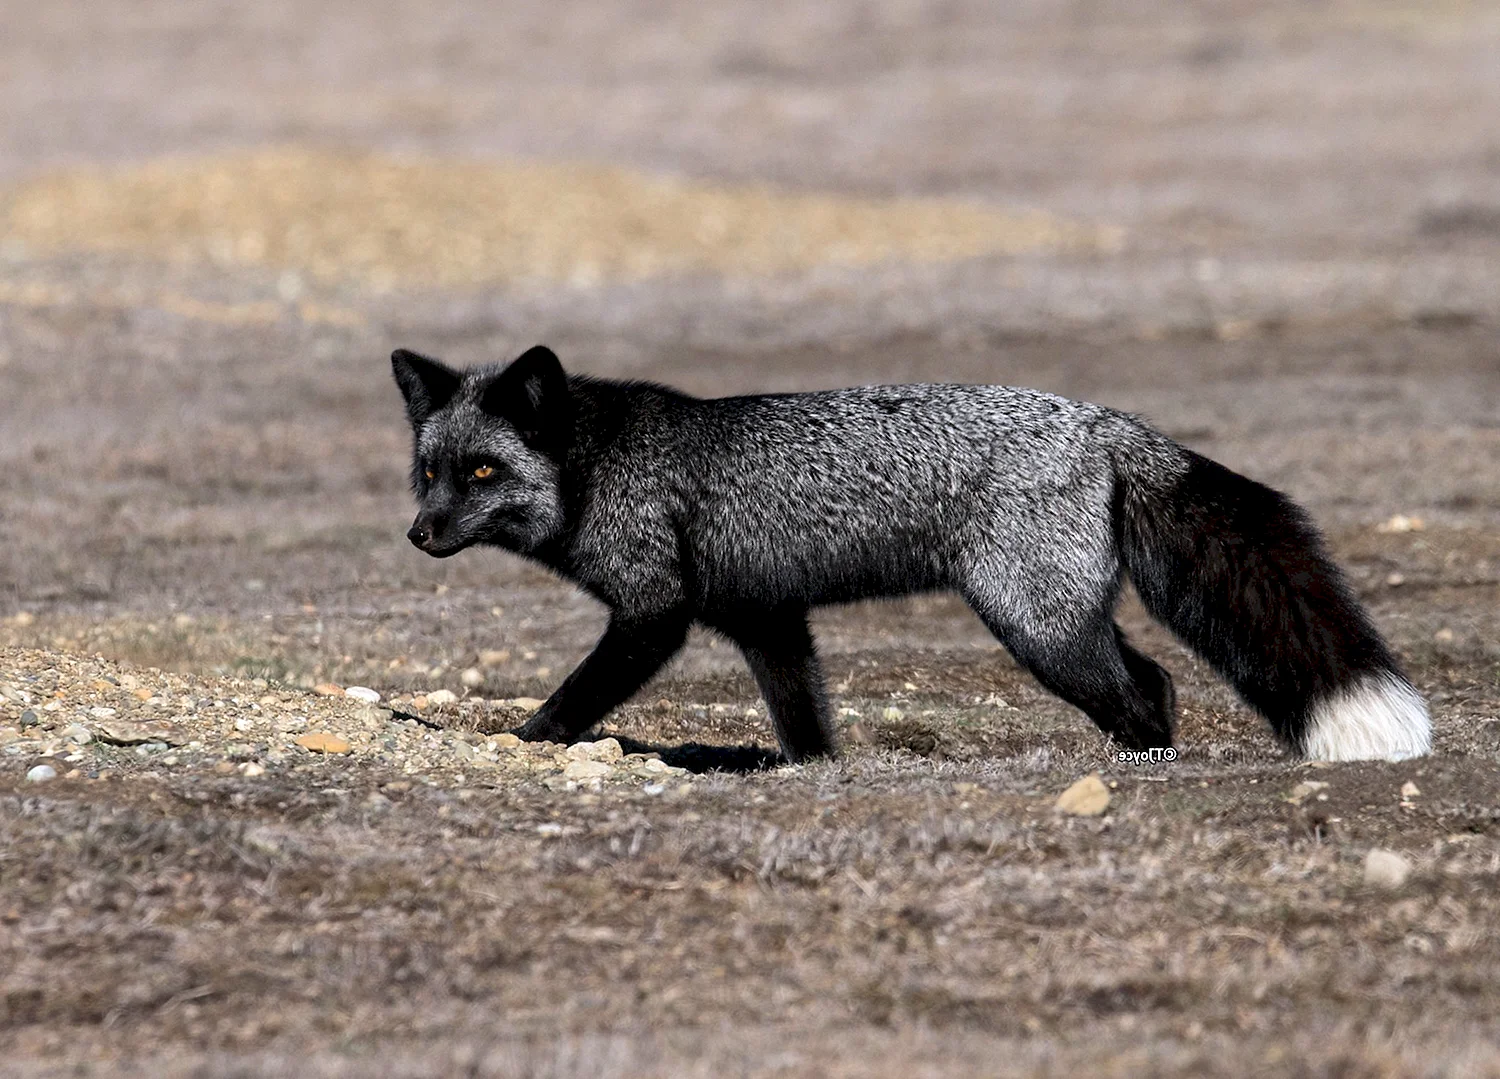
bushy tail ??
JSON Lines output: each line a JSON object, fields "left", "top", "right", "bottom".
{"left": 1115, "top": 446, "right": 1430, "bottom": 761}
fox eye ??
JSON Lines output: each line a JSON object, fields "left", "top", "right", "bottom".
{"left": 423, "top": 468, "right": 435, "bottom": 480}
{"left": 472, "top": 464, "right": 496, "bottom": 480}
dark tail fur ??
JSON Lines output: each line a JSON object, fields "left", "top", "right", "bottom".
{"left": 1115, "top": 447, "right": 1430, "bottom": 761}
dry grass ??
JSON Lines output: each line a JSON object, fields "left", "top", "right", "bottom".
{"left": 1, "top": 149, "right": 1120, "bottom": 291}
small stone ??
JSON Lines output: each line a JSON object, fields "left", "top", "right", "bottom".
{"left": 426, "top": 689, "right": 458, "bottom": 706}
{"left": 88, "top": 706, "right": 117, "bottom": 719}
{"left": 1434, "top": 628, "right": 1455, "bottom": 643}
{"left": 505, "top": 697, "right": 545, "bottom": 711}
{"left": 638, "top": 758, "right": 671, "bottom": 775}
{"left": 587, "top": 737, "right": 623, "bottom": 762}
{"left": 642, "top": 782, "right": 667, "bottom": 796}
{"left": 240, "top": 762, "right": 266, "bottom": 777}
{"left": 344, "top": 686, "right": 380, "bottom": 703}
{"left": 1055, "top": 774, "right": 1110, "bottom": 816}
{"left": 1376, "top": 514, "right": 1425, "bottom": 534}
{"left": 94, "top": 718, "right": 189, "bottom": 747}
{"left": 479, "top": 649, "right": 511, "bottom": 667}
{"left": 411, "top": 695, "right": 429, "bottom": 710}
{"left": 12, "top": 611, "right": 36, "bottom": 627}
{"left": 492, "top": 733, "right": 522, "bottom": 749}
{"left": 1400, "top": 781, "right": 1422, "bottom": 799}
{"left": 19, "top": 710, "right": 38, "bottom": 728}
{"left": 451, "top": 740, "right": 476, "bottom": 762}
{"left": 313, "top": 683, "right": 344, "bottom": 697}
{"left": 1364, "top": 849, "right": 1412, "bottom": 889}
{"left": 1286, "top": 780, "right": 1330, "bottom": 805}
{"left": 234, "top": 717, "right": 256, "bottom": 732}
{"left": 460, "top": 668, "right": 484, "bottom": 688}
{"left": 61, "top": 724, "right": 93, "bottom": 745}
{"left": 294, "top": 732, "right": 352, "bottom": 754}
{"left": 25, "top": 763, "right": 56, "bottom": 782}
{"left": 883, "top": 706, "right": 905, "bottom": 721}
{"left": 132, "top": 688, "right": 153, "bottom": 701}
{"left": 567, "top": 738, "right": 623, "bottom": 763}
{"left": 563, "top": 759, "right": 612, "bottom": 781}
{"left": 1385, "top": 572, "right": 1406, "bottom": 587}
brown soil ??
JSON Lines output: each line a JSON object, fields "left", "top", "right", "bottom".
{"left": 3, "top": 1, "right": 1500, "bottom": 1075}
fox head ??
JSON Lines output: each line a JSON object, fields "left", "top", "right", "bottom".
{"left": 391, "top": 345, "right": 571, "bottom": 558}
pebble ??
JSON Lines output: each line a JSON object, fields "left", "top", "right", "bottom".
{"left": 1364, "top": 849, "right": 1412, "bottom": 889}
{"left": 492, "top": 733, "right": 522, "bottom": 749}
{"left": 1400, "top": 781, "right": 1421, "bottom": 799}
{"left": 344, "top": 686, "right": 381, "bottom": 703}
{"left": 19, "top": 710, "right": 39, "bottom": 728}
{"left": 95, "top": 718, "right": 189, "bottom": 747}
{"left": 1377, "top": 514, "right": 1424, "bottom": 534}
{"left": 61, "top": 723, "right": 93, "bottom": 744}
{"left": 1055, "top": 774, "right": 1110, "bottom": 816}
{"left": 459, "top": 668, "right": 484, "bottom": 688}
{"left": 26, "top": 763, "right": 57, "bottom": 782}
{"left": 479, "top": 649, "right": 511, "bottom": 666}
{"left": 426, "top": 689, "right": 458, "bottom": 706}
{"left": 562, "top": 759, "right": 612, "bottom": 781}
{"left": 1285, "top": 780, "right": 1330, "bottom": 806}
{"left": 234, "top": 717, "right": 256, "bottom": 732}
{"left": 88, "top": 706, "right": 117, "bottom": 719}
{"left": 503, "top": 697, "right": 545, "bottom": 711}
{"left": 240, "top": 762, "right": 266, "bottom": 777}
{"left": 294, "top": 732, "right": 352, "bottom": 754}
{"left": 313, "top": 683, "right": 344, "bottom": 697}
{"left": 566, "top": 738, "right": 623, "bottom": 763}
{"left": 12, "top": 611, "right": 36, "bottom": 627}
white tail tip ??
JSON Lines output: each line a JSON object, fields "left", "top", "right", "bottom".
{"left": 1302, "top": 673, "right": 1431, "bottom": 762}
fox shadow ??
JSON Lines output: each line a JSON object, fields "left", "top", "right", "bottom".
{"left": 609, "top": 735, "right": 784, "bottom": 774}
{"left": 394, "top": 705, "right": 785, "bottom": 773}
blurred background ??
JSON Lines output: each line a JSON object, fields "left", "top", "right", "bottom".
{"left": 6, "top": 5, "right": 1500, "bottom": 1073}
{"left": 2, "top": 0, "right": 1499, "bottom": 693}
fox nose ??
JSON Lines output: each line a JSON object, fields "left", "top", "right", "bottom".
{"left": 408, "top": 511, "right": 446, "bottom": 548}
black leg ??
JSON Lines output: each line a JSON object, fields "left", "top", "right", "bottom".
{"left": 714, "top": 608, "right": 836, "bottom": 763}
{"left": 976, "top": 610, "right": 1175, "bottom": 751}
{"left": 1115, "top": 625, "right": 1176, "bottom": 731}
{"left": 514, "top": 610, "right": 691, "bottom": 745}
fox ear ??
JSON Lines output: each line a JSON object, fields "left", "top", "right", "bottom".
{"left": 392, "top": 349, "right": 462, "bottom": 427}
{"left": 481, "top": 345, "right": 572, "bottom": 451}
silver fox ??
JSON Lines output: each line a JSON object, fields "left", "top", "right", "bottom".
{"left": 392, "top": 345, "right": 1431, "bottom": 764}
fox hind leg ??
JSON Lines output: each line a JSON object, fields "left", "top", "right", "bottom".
{"left": 970, "top": 599, "right": 1175, "bottom": 751}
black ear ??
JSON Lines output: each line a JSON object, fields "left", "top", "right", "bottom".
{"left": 480, "top": 345, "right": 572, "bottom": 452}
{"left": 391, "top": 349, "right": 462, "bottom": 427}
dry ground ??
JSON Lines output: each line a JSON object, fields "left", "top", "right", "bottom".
{"left": 3, "top": 1, "right": 1500, "bottom": 1075}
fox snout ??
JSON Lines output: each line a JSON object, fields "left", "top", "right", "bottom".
{"left": 407, "top": 511, "right": 457, "bottom": 556}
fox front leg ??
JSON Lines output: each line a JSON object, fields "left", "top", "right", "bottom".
{"left": 512, "top": 610, "right": 692, "bottom": 745}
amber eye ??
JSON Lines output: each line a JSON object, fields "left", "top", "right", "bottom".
{"left": 424, "top": 468, "right": 435, "bottom": 480}
{"left": 472, "top": 464, "right": 495, "bottom": 480}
